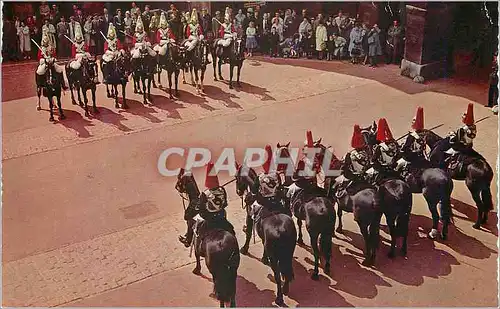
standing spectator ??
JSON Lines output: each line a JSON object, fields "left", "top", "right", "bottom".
{"left": 326, "top": 17, "right": 336, "bottom": 37}
{"left": 68, "top": 16, "right": 81, "bottom": 41}
{"left": 72, "top": 5, "right": 79, "bottom": 18}
{"left": 246, "top": 21, "right": 257, "bottom": 57}
{"left": 367, "top": 24, "right": 382, "bottom": 67}
{"left": 39, "top": 2, "right": 50, "bottom": 20}
{"left": 201, "top": 8, "right": 212, "bottom": 40}
{"left": 75, "top": 10, "right": 84, "bottom": 26}
{"left": 89, "top": 14, "right": 98, "bottom": 55}
{"left": 273, "top": 12, "right": 283, "bottom": 27}
{"left": 386, "top": 20, "right": 404, "bottom": 65}
{"left": 102, "top": 7, "right": 112, "bottom": 25}
{"left": 488, "top": 51, "right": 498, "bottom": 108}
{"left": 298, "top": 16, "right": 312, "bottom": 57}
{"left": 124, "top": 11, "right": 134, "bottom": 49}
{"left": 42, "top": 18, "right": 57, "bottom": 50}
{"left": 84, "top": 16, "right": 93, "bottom": 47}
{"left": 315, "top": 19, "right": 327, "bottom": 60}
{"left": 130, "top": 2, "right": 139, "bottom": 18}
{"left": 142, "top": 5, "right": 152, "bottom": 33}
{"left": 56, "top": 16, "right": 69, "bottom": 57}
{"left": 18, "top": 21, "right": 31, "bottom": 59}
{"left": 271, "top": 16, "right": 283, "bottom": 42}
{"left": 349, "top": 21, "right": 364, "bottom": 64}
{"left": 114, "top": 9, "right": 125, "bottom": 41}
{"left": 31, "top": 25, "right": 41, "bottom": 59}
{"left": 245, "top": 8, "right": 256, "bottom": 33}
{"left": 26, "top": 15, "right": 36, "bottom": 30}
{"left": 235, "top": 8, "right": 246, "bottom": 37}
{"left": 50, "top": 5, "right": 60, "bottom": 25}
{"left": 331, "top": 33, "right": 347, "bottom": 59}
{"left": 269, "top": 26, "right": 279, "bottom": 57}
{"left": 334, "top": 10, "right": 347, "bottom": 38}
{"left": 361, "top": 22, "right": 369, "bottom": 65}
{"left": 253, "top": 10, "right": 261, "bottom": 34}
{"left": 212, "top": 11, "right": 222, "bottom": 41}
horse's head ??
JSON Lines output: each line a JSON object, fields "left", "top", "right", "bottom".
{"left": 361, "top": 121, "right": 378, "bottom": 147}
{"left": 422, "top": 129, "right": 443, "bottom": 150}
{"left": 276, "top": 142, "right": 295, "bottom": 172}
{"left": 235, "top": 161, "right": 258, "bottom": 197}
{"left": 175, "top": 168, "right": 200, "bottom": 199}
{"left": 315, "top": 141, "right": 342, "bottom": 173}
{"left": 233, "top": 38, "right": 245, "bottom": 60}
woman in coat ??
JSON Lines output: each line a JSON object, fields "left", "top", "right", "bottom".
{"left": 367, "top": 24, "right": 383, "bottom": 67}
{"left": 348, "top": 21, "right": 363, "bottom": 64}
{"left": 315, "top": 20, "right": 327, "bottom": 60}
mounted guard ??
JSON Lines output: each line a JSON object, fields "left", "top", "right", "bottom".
{"left": 333, "top": 124, "right": 371, "bottom": 198}
{"left": 184, "top": 8, "right": 204, "bottom": 52}
{"left": 396, "top": 106, "right": 429, "bottom": 175}
{"left": 36, "top": 32, "right": 67, "bottom": 89}
{"left": 217, "top": 9, "right": 237, "bottom": 50}
{"left": 102, "top": 23, "right": 125, "bottom": 64}
{"left": 178, "top": 162, "right": 235, "bottom": 248}
{"left": 131, "top": 16, "right": 157, "bottom": 59}
{"left": 154, "top": 12, "right": 176, "bottom": 57}
{"left": 69, "top": 25, "right": 99, "bottom": 83}
{"left": 367, "top": 118, "right": 401, "bottom": 184}
{"left": 446, "top": 103, "right": 480, "bottom": 159}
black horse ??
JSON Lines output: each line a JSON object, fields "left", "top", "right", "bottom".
{"left": 131, "top": 48, "right": 156, "bottom": 105}
{"left": 288, "top": 180, "right": 335, "bottom": 279}
{"left": 101, "top": 52, "right": 132, "bottom": 109}
{"left": 425, "top": 130, "right": 494, "bottom": 230}
{"left": 175, "top": 169, "right": 240, "bottom": 308}
{"left": 186, "top": 40, "right": 209, "bottom": 94}
{"left": 275, "top": 142, "right": 296, "bottom": 186}
{"left": 248, "top": 199, "right": 296, "bottom": 306}
{"left": 35, "top": 62, "right": 66, "bottom": 122}
{"left": 157, "top": 42, "right": 181, "bottom": 98}
{"left": 212, "top": 38, "right": 245, "bottom": 89}
{"left": 363, "top": 124, "right": 454, "bottom": 240}
{"left": 66, "top": 58, "right": 99, "bottom": 117}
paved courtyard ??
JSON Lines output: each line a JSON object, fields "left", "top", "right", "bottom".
{"left": 2, "top": 57, "right": 498, "bottom": 307}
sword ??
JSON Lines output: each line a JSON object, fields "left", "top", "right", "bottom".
{"left": 212, "top": 17, "right": 224, "bottom": 27}
{"left": 120, "top": 30, "right": 135, "bottom": 38}
{"left": 31, "top": 39, "right": 48, "bottom": 58}
{"left": 64, "top": 35, "right": 76, "bottom": 45}
{"left": 396, "top": 123, "right": 444, "bottom": 142}
{"left": 100, "top": 31, "right": 111, "bottom": 45}
{"left": 475, "top": 115, "right": 491, "bottom": 124}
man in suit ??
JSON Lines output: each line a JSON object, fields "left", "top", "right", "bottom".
{"left": 56, "top": 16, "right": 69, "bottom": 57}
{"left": 68, "top": 16, "right": 81, "bottom": 41}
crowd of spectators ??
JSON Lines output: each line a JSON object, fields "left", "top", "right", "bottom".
{"left": 2, "top": 3, "right": 407, "bottom": 68}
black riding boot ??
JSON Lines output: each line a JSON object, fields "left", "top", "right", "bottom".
{"left": 179, "top": 219, "right": 195, "bottom": 247}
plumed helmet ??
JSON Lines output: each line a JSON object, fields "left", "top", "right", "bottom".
{"left": 41, "top": 32, "right": 50, "bottom": 46}
{"left": 462, "top": 103, "right": 474, "bottom": 126}
{"left": 376, "top": 118, "right": 394, "bottom": 142}
{"left": 190, "top": 8, "right": 199, "bottom": 24}
{"left": 159, "top": 12, "right": 168, "bottom": 29}
{"left": 304, "top": 130, "right": 314, "bottom": 147}
{"left": 135, "top": 15, "right": 144, "bottom": 32}
{"left": 224, "top": 13, "right": 231, "bottom": 23}
{"left": 258, "top": 173, "right": 281, "bottom": 198}
{"left": 412, "top": 106, "right": 424, "bottom": 131}
{"left": 74, "top": 24, "right": 84, "bottom": 42}
{"left": 204, "top": 162, "right": 220, "bottom": 189}
{"left": 351, "top": 124, "right": 366, "bottom": 149}
{"left": 107, "top": 23, "right": 116, "bottom": 39}
{"left": 262, "top": 145, "right": 273, "bottom": 174}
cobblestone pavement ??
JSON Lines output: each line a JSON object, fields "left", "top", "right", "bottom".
{"left": 2, "top": 57, "right": 498, "bottom": 307}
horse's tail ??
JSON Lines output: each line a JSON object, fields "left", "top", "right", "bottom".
{"left": 213, "top": 244, "right": 239, "bottom": 303}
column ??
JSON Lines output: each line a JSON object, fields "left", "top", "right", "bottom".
{"left": 401, "top": 3, "right": 456, "bottom": 81}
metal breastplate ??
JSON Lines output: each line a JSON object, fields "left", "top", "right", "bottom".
{"left": 159, "top": 29, "right": 168, "bottom": 39}
{"left": 409, "top": 132, "right": 425, "bottom": 153}
{"left": 108, "top": 40, "right": 117, "bottom": 51}
{"left": 204, "top": 188, "right": 226, "bottom": 213}
{"left": 224, "top": 24, "right": 232, "bottom": 33}
{"left": 350, "top": 150, "right": 368, "bottom": 173}
{"left": 75, "top": 42, "right": 85, "bottom": 53}
{"left": 136, "top": 32, "right": 146, "bottom": 42}
{"left": 461, "top": 125, "right": 476, "bottom": 146}
{"left": 379, "top": 142, "right": 397, "bottom": 165}
{"left": 189, "top": 24, "right": 199, "bottom": 36}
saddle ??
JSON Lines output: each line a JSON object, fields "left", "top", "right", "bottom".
{"left": 194, "top": 211, "right": 235, "bottom": 242}
{"left": 444, "top": 152, "right": 483, "bottom": 180}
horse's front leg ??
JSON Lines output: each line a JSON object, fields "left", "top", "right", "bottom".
{"left": 48, "top": 96, "right": 55, "bottom": 122}
{"left": 157, "top": 68, "right": 162, "bottom": 88}
{"left": 213, "top": 53, "right": 218, "bottom": 80}
{"left": 229, "top": 63, "right": 234, "bottom": 89}
{"left": 82, "top": 88, "right": 90, "bottom": 117}
{"left": 470, "top": 188, "right": 484, "bottom": 230}
{"left": 182, "top": 65, "right": 187, "bottom": 84}
{"left": 200, "top": 68, "right": 205, "bottom": 93}
{"left": 69, "top": 82, "right": 77, "bottom": 105}
{"left": 297, "top": 218, "right": 304, "bottom": 245}
{"left": 167, "top": 71, "right": 174, "bottom": 99}
{"left": 190, "top": 65, "right": 195, "bottom": 86}
{"left": 142, "top": 77, "right": 147, "bottom": 105}
{"left": 336, "top": 207, "right": 344, "bottom": 234}
{"left": 193, "top": 246, "right": 202, "bottom": 275}
{"left": 106, "top": 84, "right": 113, "bottom": 98}
{"left": 240, "top": 214, "right": 253, "bottom": 255}
{"left": 76, "top": 86, "right": 84, "bottom": 107}
{"left": 175, "top": 70, "right": 180, "bottom": 97}
{"left": 91, "top": 86, "right": 99, "bottom": 114}
{"left": 37, "top": 87, "right": 42, "bottom": 111}
{"left": 236, "top": 61, "right": 242, "bottom": 87}
{"left": 147, "top": 77, "right": 152, "bottom": 105}
{"left": 121, "top": 82, "right": 128, "bottom": 109}
{"left": 309, "top": 231, "right": 320, "bottom": 280}
{"left": 218, "top": 59, "right": 223, "bottom": 80}
{"left": 114, "top": 84, "right": 120, "bottom": 108}
{"left": 194, "top": 69, "right": 200, "bottom": 94}
{"left": 386, "top": 218, "right": 397, "bottom": 259}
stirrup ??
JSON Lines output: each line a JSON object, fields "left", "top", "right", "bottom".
{"left": 178, "top": 235, "right": 191, "bottom": 247}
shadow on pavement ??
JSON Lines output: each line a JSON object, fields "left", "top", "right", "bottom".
{"left": 93, "top": 106, "right": 133, "bottom": 132}
{"left": 203, "top": 85, "right": 242, "bottom": 109}
{"left": 174, "top": 89, "right": 217, "bottom": 112}
{"left": 451, "top": 197, "right": 498, "bottom": 236}
{"left": 149, "top": 94, "right": 185, "bottom": 119}
{"left": 234, "top": 81, "right": 276, "bottom": 102}
{"left": 58, "top": 109, "right": 95, "bottom": 138}
{"left": 119, "top": 98, "right": 162, "bottom": 124}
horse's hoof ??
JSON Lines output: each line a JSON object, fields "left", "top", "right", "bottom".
{"left": 481, "top": 216, "right": 488, "bottom": 224}
{"left": 336, "top": 227, "right": 344, "bottom": 234}
{"left": 85, "top": 111, "right": 90, "bottom": 117}
{"left": 49, "top": 117, "right": 55, "bottom": 122}
{"left": 134, "top": 90, "right": 138, "bottom": 94}
{"left": 122, "top": 104, "right": 129, "bottom": 110}
{"left": 310, "top": 272, "right": 319, "bottom": 281}
{"left": 361, "top": 259, "right": 371, "bottom": 267}
{"left": 115, "top": 103, "right": 120, "bottom": 108}
{"left": 107, "top": 94, "right": 113, "bottom": 98}
{"left": 261, "top": 257, "right": 270, "bottom": 266}
{"left": 229, "top": 84, "right": 234, "bottom": 89}
{"left": 79, "top": 102, "right": 84, "bottom": 107}
{"left": 183, "top": 81, "right": 187, "bottom": 84}
{"left": 472, "top": 223, "right": 481, "bottom": 230}
{"left": 72, "top": 100, "right": 77, "bottom": 105}
{"left": 401, "top": 249, "right": 408, "bottom": 257}
{"left": 324, "top": 264, "right": 331, "bottom": 276}
{"left": 440, "top": 232, "right": 447, "bottom": 241}
{"left": 37, "top": 106, "right": 41, "bottom": 111}
{"left": 93, "top": 108, "right": 100, "bottom": 114}
{"left": 274, "top": 297, "right": 285, "bottom": 307}
{"left": 169, "top": 95, "right": 174, "bottom": 99}
{"left": 219, "top": 76, "right": 224, "bottom": 80}
{"left": 240, "top": 246, "right": 249, "bottom": 255}
{"left": 297, "top": 238, "right": 304, "bottom": 246}
{"left": 192, "top": 267, "right": 201, "bottom": 276}
{"left": 214, "top": 77, "right": 218, "bottom": 81}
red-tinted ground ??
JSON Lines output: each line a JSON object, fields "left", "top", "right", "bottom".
{"left": 2, "top": 57, "right": 498, "bottom": 307}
